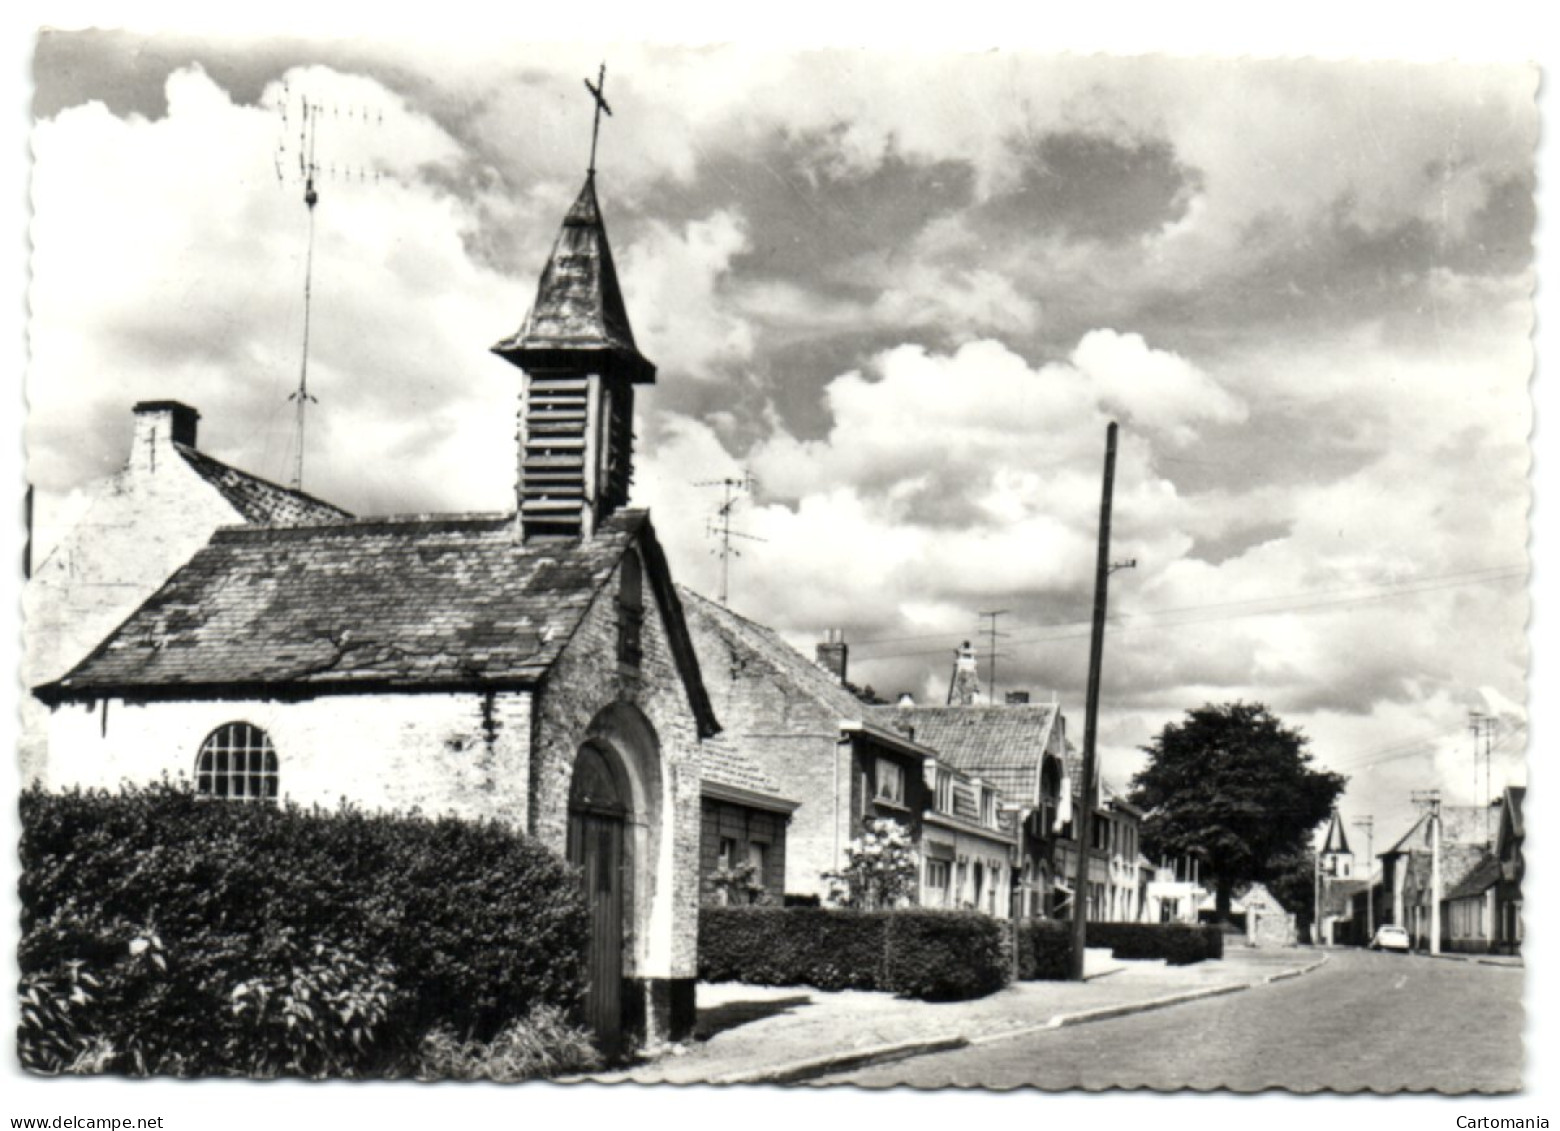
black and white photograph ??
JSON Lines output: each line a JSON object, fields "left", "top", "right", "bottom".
{"left": 6, "top": 7, "right": 1553, "bottom": 1127}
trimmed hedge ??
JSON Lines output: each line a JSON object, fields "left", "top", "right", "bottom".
{"left": 884, "top": 910, "right": 1008, "bottom": 1001}
{"left": 1085, "top": 922, "right": 1224, "bottom": 965}
{"left": 699, "top": 906, "right": 1008, "bottom": 1001}
{"left": 20, "top": 783, "right": 589, "bottom": 1076}
{"left": 1016, "top": 919, "right": 1075, "bottom": 981}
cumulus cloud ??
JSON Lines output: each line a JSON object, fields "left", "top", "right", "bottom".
{"left": 619, "top": 210, "right": 754, "bottom": 380}
{"left": 27, "top": 42, "right": 1533, "bottom": 861}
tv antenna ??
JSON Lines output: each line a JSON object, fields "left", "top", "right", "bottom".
{"left": 269, "top": 82, "right": 384, "bottom": 489}
{"left": 977, "top": 610, "right": 1009, "bottom": 702}
{"left": 696, "top": 472, "right": 765, "bottom": 605}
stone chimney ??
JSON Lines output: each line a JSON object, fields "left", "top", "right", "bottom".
{"left": 1005, "top": 690, "right": 1031, "bottom": 705}
{"left": 131, "top": 401, "right": 200, "bottom": 474}
{"left": 816, "top": 628, "right": 848, "bottom": 683}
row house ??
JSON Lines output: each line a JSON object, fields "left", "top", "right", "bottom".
{"left": 680, "top": 588, "right": 955, "bottom": 903}
{"left": 1049, "top": 775, "right": 1145, "bottom": 922}
{"left": 873, "top": 699, "right": 1066, "bottom": 918}
{"left": 919, "top": 759, "right": 1019, "bottom": 916}
{"left": 1439, "top": 785, "right": 1525, "bottom": 955}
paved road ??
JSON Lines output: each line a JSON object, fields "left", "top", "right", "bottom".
{"left": 824, "top": 949, "right": 1523, "bottom": 1093}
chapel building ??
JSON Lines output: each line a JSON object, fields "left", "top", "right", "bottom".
{"left": 36, "top": 170, "right": 726, "bottom": 1053}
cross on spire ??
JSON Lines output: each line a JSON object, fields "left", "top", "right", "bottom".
{"left": 584, "top": 63, "right": 613, "bottom": 176}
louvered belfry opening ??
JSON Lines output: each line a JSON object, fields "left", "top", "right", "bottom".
{"left": 494, "top": 174, "right": 655, "bottom": 541}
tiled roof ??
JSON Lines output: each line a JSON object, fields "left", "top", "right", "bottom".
{"left": 492, "top": 175, "right": 655, "bottom": 386}
{"left": 175, "top": 444, "right": 351, "bottom": 526}
{"left": 44, "top": 511, "right": 654, "bottom": 699}
{"left": 871, "top": 704, "right": 1058, "bottom": 804}
{"left": 1445, "top": 851, "right": 1502, "bottom": 901}
{"left": 679, "top": 586, "right": 867, "bottom": 721}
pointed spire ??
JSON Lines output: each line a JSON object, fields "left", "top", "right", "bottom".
{"left": 492, "top": 175, "right": 656, "bottom": 386}
{"left": 1321, "top": 808, "right": 1352, "bottom": 857}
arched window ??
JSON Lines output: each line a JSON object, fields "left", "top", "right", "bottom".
{"left": 196, "top": 722, "right": 278, "bottom": 802}
{"left": 617, "top": 551, "right": 644, "bottom": 666}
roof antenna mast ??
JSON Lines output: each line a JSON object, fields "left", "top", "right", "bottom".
{"left": 271, "top": 82, "right": 384, "bottom": 490}
{"left": 696, "top": 472, "right": 765, "bottom": 606}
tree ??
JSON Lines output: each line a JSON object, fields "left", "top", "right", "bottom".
{"left": 1130, "top": 702, "right": 1346, "bottom": 922}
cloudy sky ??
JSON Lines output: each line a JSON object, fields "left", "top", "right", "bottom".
{"left": 25, "top": 32, "right": 1535, "bottom": 847}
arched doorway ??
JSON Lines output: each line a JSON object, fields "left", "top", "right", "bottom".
{"left": 568, "top": 743, "right": 628, "bottom": 1058}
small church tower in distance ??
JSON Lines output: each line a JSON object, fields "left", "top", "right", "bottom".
{"left": 1320, "top": 807, "right": 1354, "bottom": 879}
{"left": 493, "top": 66, "right": 655, "bottom": 540}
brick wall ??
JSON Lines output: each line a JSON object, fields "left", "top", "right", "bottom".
{"left": 698, "top": 799, "right": 788, "bottom": 903}
{"left": 687, "top": 614, "right": 850, "bottom": 897}
{"left": 23, "top": 437, "right": 246, "bottom": 784}
{"left": 44, "top": 689, "right": 533, "bottom": 823}
{"left": 532, "top": 543, "right": 704, "bottom": 981}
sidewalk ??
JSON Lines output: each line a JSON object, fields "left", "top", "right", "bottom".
{"left": 593, "top": 946, "right": 1326, "bottom": 1085}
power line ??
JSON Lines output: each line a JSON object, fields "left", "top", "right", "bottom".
{"left": 849, "top": 565, "right": 1524, "bottom": 661}
{"left": 848, "top": 562, "right": 1525, "bottom": 654}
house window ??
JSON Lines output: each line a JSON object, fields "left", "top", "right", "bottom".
{"left": 875, "top": 758, "right": 905, "bottom": 806}
{"left": 926, "top": 859, "right": 951, "bottom": 893}
{"left": 747, "top": 840, "right": 768, "bottom": 880}
{"left": 196, "top": 723, "right": 278, "bottom": 802}
{"left": 934, "top": 769, "right": 954, "bottom": 814}
{"left": 980, "top": 788, "right": 997, "bottom": 828}
{"left": 718, "top": 836, "right": 737, "bottom": 870}
{"left": 617, "top": 551, "right": 644, "bottom": 666}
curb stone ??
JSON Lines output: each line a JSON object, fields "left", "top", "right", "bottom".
{"left": 710, "top": 1035, "right": 970, "bottom": 1086}
{"left": 738, "top": 953, "right": 1331, "bottom": 1085}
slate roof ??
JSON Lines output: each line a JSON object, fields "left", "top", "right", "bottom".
{"left": 1445, "top": 851, "right": 1502, "bottom": 901}
{"left": 1383, "top": 805, "right": 1493, "bottom": 856}
{"left": 871, "top": 704, "right": 1060, "bottom": 805}
{"left": 679, "top": 586, "right": 867, "bottom": 721}
{"left": 1402, "top": 842, "right": 1490, "bottom": 904}
{"left": 1321, "top": 809, "right": 1352, "bottom": 856}
{"left": 39, "top": 510, "right": 717, "bottom": 736}
{"left": 492, "top": 175, "right": 656, "bottom": 386}
{"left": 176, "top": 444, "right": 351, "bottom": 526}
{"left": 1503, "top": 785, "right": 1526, "bottom": 840}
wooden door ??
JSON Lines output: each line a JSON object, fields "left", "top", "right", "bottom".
{"left": 568, "top": 746, "right": 628, "bottom": 1058}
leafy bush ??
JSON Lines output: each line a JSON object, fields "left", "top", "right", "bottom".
{"left": 19, "top": 782, "right": 589, "bottom": 1077}
{"left": 822, "top": 818, "right": 918, "bottom": 910}
{"left": 699, "top": 906, "right": 1008, "bottom": 1001}
{"left": 1085, "top": 922, "right": 1223, "bottom": 965}
{"left": 882, "top": 911, "right": 1007, "bottom": 1000}
{"left": 414, "top": 1005, "right": 601, "bottom": 1082}
{"left": 1016, "top": 919, "right": 1075, "bottom": 981}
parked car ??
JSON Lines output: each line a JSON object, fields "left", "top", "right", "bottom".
{"left": 1370, "top": 925, "right": 1411, "bottom": 953}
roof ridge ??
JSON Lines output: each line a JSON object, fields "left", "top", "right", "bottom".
{"left": 174, "top": 444, "right": 350, "bottom": 519}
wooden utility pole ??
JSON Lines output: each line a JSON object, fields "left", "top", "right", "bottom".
{"left": 1354, "top": 816, "right": 1375, "bottom": 937}
{"left": 1069, "top": 423, "right": 1120, "bottom": 981}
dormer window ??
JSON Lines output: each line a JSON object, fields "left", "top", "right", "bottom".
{"left": 617, "top": 550, "right": 644, "bottom": 666}
{"left": 980, "top": 787, "right": 997, "bottom": 828}
{"left": 934, "top": 768, "right": 954, "bottom": 814}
